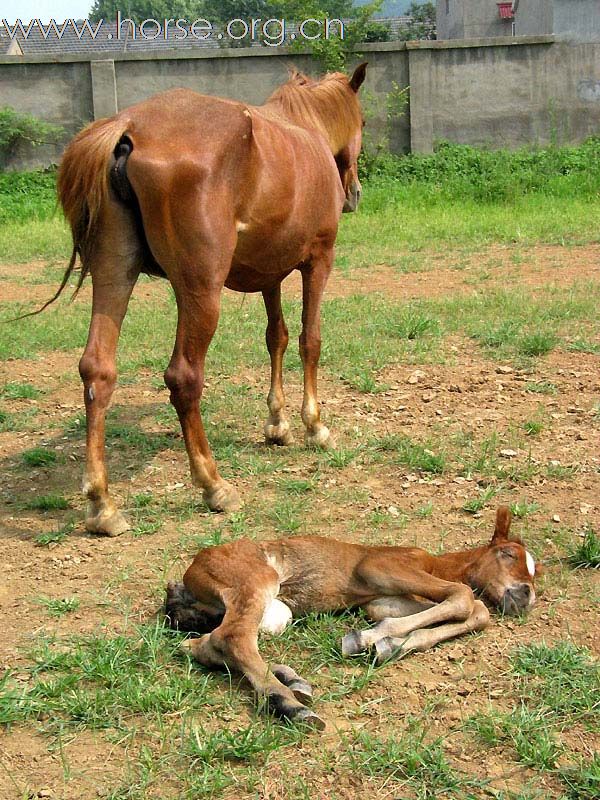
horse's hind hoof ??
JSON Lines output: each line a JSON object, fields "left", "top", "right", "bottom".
{"left": 288, "top": 707, "right": 326, "bottom": 732}
{"left": 203, "top": 481, "right": 242, "bottom": 513}
{"left": 374, "top": 637, "right": 409, "bottom": 665}
{"left": 341, "top": 630, "right": 363, "bottom": 657}
{"left": 305, "top": 425, "right": 335, "bottom": 450}
{"left": 288, "top": 679, "right": 313, "bottom": 705}
{"left": 264, "top": 421, "right": 295, "bottom": 446}
{"left": 85, "top": 508, "right": 130, "bottom": 537}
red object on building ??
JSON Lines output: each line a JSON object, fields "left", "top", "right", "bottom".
{"left": 497, "top": 2, "right": 514, "bottom": 19}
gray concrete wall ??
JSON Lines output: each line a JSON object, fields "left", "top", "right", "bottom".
{"left": 515, "top": 0, "right": 554, "bottom": 36}
{"left": 1, "top": 37, "right": 600, "bottom": 168}
{"left": 437, "top": 0, "right": 514, "bottom": 40}
{"left": 553, "top": 0, "right": 600, "bottom": 41}
{"left": 408, "top": 37, "right": 600, "bottom": 151}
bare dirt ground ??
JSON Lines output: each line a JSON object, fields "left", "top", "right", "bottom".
{"left": 1, "top": 243, "right": 599, "bottom": 800}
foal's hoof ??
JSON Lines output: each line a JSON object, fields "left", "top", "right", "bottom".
{"left": 374, "top": 637, "right": 409, "bottom": 665}
{"left": 203, "top": 482, "right": 242, "bottom": 513}
{"left": 287, "top": 679, "right": 313, "bottom": 705}
{"left": 341, "top": 631, "right": 364, "bottom": 657}
{"left": 288, "top": 707, "right": 326, "bottom": 732}
{"left": 85, "top": 508, "right": 130, "bottom": 537}
{"left": 264, "top": 420, "right": 295, "bottom": 446}
{"left": 305, "top": 425, "right": 335, "bottom": 450}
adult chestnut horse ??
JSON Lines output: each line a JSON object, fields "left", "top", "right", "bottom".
{"left": 54, "top": 64, "right": 367, "bottom": 535}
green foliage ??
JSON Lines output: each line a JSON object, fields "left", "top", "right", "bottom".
{"left": 0, "top": 107, "right": 63, "bottom": 167}
{"left": 89, "top": 0, "right": 206, "bottom": 23}
{"left": 399, "top": 1, "right": 436, "bottom": 40}
{"left": 567, "top": 527, "right": 600, "bottom": 569}
{"left": 0, "top": 169, "right": 57, "bottom": 223}
{"left": 359, "top": 138, "right": 600, "bottom": 202}
{"left": 21, "top": 447, "right": 58, "bottom": 467}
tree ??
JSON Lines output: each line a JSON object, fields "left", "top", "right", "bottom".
{"left": 89, "top": 0, "right": 206, "bottom": 23}
{"left": 400, "top": 1, "right": 436, "bottom": 40}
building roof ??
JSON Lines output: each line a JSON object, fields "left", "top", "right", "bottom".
{"left": 0, "top": 17, "right": 411, "bottom": 57}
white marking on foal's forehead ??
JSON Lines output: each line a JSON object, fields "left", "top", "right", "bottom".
{"left": 525, "top": 551, "right": 536, "bottom": 577}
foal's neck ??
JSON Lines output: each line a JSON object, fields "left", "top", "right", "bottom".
{"left": 428, "top": 545, "right": 488, "bottom": 585}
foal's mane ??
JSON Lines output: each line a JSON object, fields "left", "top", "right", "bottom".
{"left": 263, "top": 69, "right": 362, "bottom": 153}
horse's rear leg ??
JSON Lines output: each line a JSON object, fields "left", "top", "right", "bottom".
{"left": 78, "top": 202, "right": 141, "bottom": 536}
{"left": 299, "top": 250, "right": 335, "bottom": 449}
{"left": 182, "top": 578, "right": 324, "bottom": 729}
{"left": 164, "top": 285, "right": 241, "bottom": 513}
{"left": 263, "top": 285, "right": 294, "bottom": 446}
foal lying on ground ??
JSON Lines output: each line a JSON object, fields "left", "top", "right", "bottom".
{"left": 166, "top": 507, "right": 538, "bottom": 730}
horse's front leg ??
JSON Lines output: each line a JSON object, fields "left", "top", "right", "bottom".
{"left": 299, "top": 249, "right": 335, "bottom": 449}
{"left": 262, "top": 284, "right": 294, "bottom": 446}
{"left": 165, "top": 286, "right": 241, "bottom": 513}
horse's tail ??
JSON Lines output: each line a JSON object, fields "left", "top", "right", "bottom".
{"left": 17, "top": 116, "right": 130, "bottom": 320}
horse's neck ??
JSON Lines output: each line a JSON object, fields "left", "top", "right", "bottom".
{"left": 260, "top": 97, "right": 345, "bottom": 155}
{"left": 428, "top": 546, "right": 488, "bottom": 585}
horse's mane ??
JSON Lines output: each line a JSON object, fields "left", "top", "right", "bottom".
{"left": 263, "top": 69, "right": 362, "bottom": 153}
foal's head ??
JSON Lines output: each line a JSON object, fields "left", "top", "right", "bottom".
{"left": 266, "top": 63, "right": 368, "bottom": 212}
{"left": 469, "top": 507, "right": 540, "bottom": 615}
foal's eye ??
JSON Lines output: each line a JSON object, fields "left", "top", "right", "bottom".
{"left": 499, "top": 549, "right": 516, "bottom": 561}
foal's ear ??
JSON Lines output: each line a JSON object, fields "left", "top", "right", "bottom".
{"left": 349, "top": 62, "right": 368, "bottom": 93}
{"left": 491, "top": 506, "right": 512, "bottom": 544}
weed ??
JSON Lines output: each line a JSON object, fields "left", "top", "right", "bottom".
{"left": 36, "top": 596, "right": 80, "bottom": 617}
{"left": 372, "top": 434, "right": 445, "bottom": 474}
{"left": 27, "top": 494, "right": 70, "bottom": 511}
{"left": 462, "top": 485, "right": 497, "bottom": 514}
{"left": 522, "top": 419, "right": 543, "bottom": 436}
{"left": 518, "top": 330, "right": 559, "bottom": 357}
{"left": 510, "top": 500, "right": 540, "bottom": 518}
{"left": 21, "top": 447, "right": 57, "bottom": 467}
{"left": 35, "top": 522, "right": 74, "bottom": 547}
{"left": 525, "top": 381, "right": 557, "bottom": 395}
{"left": 1, "top": 381, "right": 41, "bottom": 399}
{"left": 567, "top": 527, "right": 600, "bottom": 569}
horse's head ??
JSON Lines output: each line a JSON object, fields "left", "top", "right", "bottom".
{"left": 468, "top": 507, "right": 540, "bottom": 615}
{"left": 338, "top": 62, "right": 367, "bottom": 213}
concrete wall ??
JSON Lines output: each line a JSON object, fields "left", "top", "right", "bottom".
{"left": 552, "top": 0, "right": 600, "bottom": 41}
{"left": 1, "top": 37, "right": 600, "bottom": 167}
{"left": 439, "top": 0, "right": 600, "bottom": 41}
{"left": 409, "top": 37, "right": 600, "bottom": 150}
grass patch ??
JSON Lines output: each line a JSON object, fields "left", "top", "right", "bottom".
{"left": 567, "top": 527, "right": 600, "bottom": 569}
{"left": 1, "top": 381, "right": 42, "bottom": 399}
{"left": 371, "top": 434, "right": 445, "bottom": 474}
{"left": 36, "top": 596, "right": 80, "bottom": 617}
{"left": 26, "top": 494, "right": 70, "bottom": 511}
{"left": 21, "top": 447, "right": 58, "bottom": 467}
{"left": 35, "top": 522, "right": 74, "bottom": 547}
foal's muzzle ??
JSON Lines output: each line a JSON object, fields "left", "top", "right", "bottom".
{"left": 500, "top": 583, "right": 533, "bottom": 615}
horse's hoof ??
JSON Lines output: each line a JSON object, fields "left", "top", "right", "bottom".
{"left": 305, "top": 425, "right": 334, "bottom": 450}
{"left": 203, "top": 482, "right": 242, "bottom": 513}
{"left": 374, "top": 637, "right": 410, "bottom": 665}
{"left": 288, "top": 679, "right": 313, "bottom": 705}
{"left": 85, "top": 508, "right": 130, "bottom": 537}
{"left": 264, "top": 421, "right": 295, "bottom": 446}
{"left": 288, "top": 707, "right": 326, "bottom": 732}
{"left": 341, "top": 630, "right": 363, "bottom": 657}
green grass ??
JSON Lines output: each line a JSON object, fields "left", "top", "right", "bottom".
{"left": 35, "top": 522, "right": 74, "bottom": 547}
{"left": 26, "top": 494, "right": 70, "bottom": 511}
{"left": 567, "top": 527, "right": 600, "bottom": 569}
{"left": 1, "top": 381, "right": 42, "bottom": 399}
{"left": 21, "top": 446, "right": 58, "bottom": 467}
{"left": 466, "top": 642, "right": 599, "bottom": 788}
{"left": 36, "top": 596, "right": 80, "bottom": 617}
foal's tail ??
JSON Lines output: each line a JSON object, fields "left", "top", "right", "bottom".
{"left": 18, "top": 116, "right": 129, "bottom": 319}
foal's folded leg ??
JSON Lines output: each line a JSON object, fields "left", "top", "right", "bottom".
{"left": 374, "top": 600, "right": 490, "bottom": 665}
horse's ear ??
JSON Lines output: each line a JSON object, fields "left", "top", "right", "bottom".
{"left": 491, "top": 506, "right": 512, "bottom": 544}
{"left": 349, "top": 62, "right": 368, "bottom": 93}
